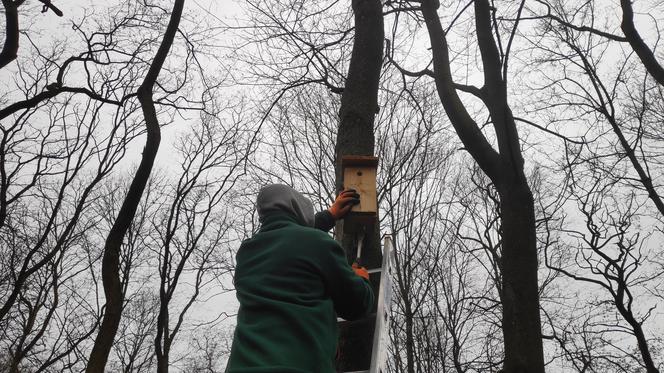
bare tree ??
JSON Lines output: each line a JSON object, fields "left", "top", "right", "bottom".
{"left": 152, "top": 114, "right": 248, "bottom": 373}
{"left": 86, "top": 1, "right": 185, "bottom": 371}
{"left": 378, "top": 79, "right": 455, "bottom": 373}
{"left": 531, "top": 0, "right": 664, "bottom": 87}
{"left": 412, "top": 0, "right": 546, "bottom": 370}
{"left": 544, "top": 169, "right": 662, "bottom": 372}
{"left": 529, "top": 9, "right": 664, "bottom": 219}
{"left": 0, "top": 1, "right": 253, "bottom": 372}
{"left": 519, "top": 3, "right": 664, "bottom": 370}
{"left": 91, "top": 174, "right": 164, "bottom": 373}
{"left": 0, "top": 70, "right": 141, "bottom": 373}
{"left": 111, "top": 291, "right": 159, "bottom": 373}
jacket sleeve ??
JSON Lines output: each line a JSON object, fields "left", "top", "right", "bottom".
{"left": 314, "top": 210, "right": 336, "bottom": 232}
{"left": 318, "top": 236, "right": 374, "bottom": 320}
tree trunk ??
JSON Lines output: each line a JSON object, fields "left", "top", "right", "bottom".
{"left": 335, "top": 0, "right": 383, "bottom": 168}
{"left": 614, "top": 292, "right": 660, "bottom": 373}
{"left": 629, "top": 318, "right": 659, "bottom": 373}
{"left": 335, "top": 0, "right": 383, "bottom": 270}
{"left": 404, "top": 308, "right": 415, "bottom": 373}
{"left": 155, "top": 304, "right": 170, "bottom": 373}
{"left": 334, "top": 0, "right": 383, "bottom": 371}
{"left": 498, "top": 181, "right": 544, "bottom": 373}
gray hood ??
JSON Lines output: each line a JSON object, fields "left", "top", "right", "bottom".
{"left": 256, "top": 184, "right": 315, "bottom": 227}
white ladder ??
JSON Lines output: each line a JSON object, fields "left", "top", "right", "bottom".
{"left": 343, "top": 235, "right": 394, "bottom": 373}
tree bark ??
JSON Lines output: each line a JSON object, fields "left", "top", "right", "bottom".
{"left": 498, "top": 183, "right": 543, "bottom": 373}
{"left": 335, "top": 0, "right": 383, "bottom": 165}
{"left": 85, "top": 1, "right": 185, "bottom": 372}
{"left": 334, "top": 0, "right": 383, "bottom": 371}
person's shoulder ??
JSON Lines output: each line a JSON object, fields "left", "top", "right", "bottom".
{"left": 289, "top": 225, "right": 337, "bottom": 246}
{"left": 298, "top": 224, "right": 334, "bottom": 238}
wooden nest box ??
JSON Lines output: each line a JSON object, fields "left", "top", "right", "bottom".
{"left": 341, "top": 155, "right": 379, "bottom": 232}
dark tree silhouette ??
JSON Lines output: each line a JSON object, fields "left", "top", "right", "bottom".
{"left": 86, "top": 1, "right": 185, "bottom": 371}
{"left": 420, "top": 0, "right": 545, "bottom": 371}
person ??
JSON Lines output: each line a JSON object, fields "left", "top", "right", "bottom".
{"left": 225, "top": 184, "right": 374, "bottom": 373}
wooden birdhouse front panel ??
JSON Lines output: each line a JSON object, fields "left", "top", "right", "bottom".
{"left": 341, "top": 156, "right": 379, "bottom": 229}
{"left": 343, "top": 165, "right": 377, "bottom": 213}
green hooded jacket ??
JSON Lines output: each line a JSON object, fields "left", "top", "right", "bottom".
{"left": 225, "top": 212, "right": 374, "bottom": 372}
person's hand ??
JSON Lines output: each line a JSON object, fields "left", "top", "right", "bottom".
{"left": 328, "top": 189, "right": 360, "bottom": 220}
{"left": 352, "top": 262, "right": 369, "bottom": 281}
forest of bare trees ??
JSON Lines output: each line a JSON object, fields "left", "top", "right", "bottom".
{"left": 1, "top": 0, "right": 663, "bottom": 372}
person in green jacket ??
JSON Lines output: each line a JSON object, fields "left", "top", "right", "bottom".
{"left": 225, "top": 184, "right": 374, "bottom": 373}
